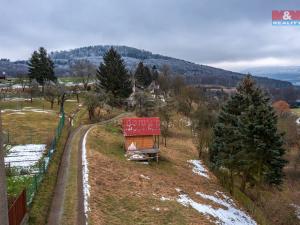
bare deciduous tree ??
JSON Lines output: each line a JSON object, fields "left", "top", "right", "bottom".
{"left": 44, "top": 84, "right": 58, "bottom": 109}
{"left": 15, "top": 74, "right": 28, "bottom": 92}
{"left": 71, "top": 60, "right": 96, "bottom": 90}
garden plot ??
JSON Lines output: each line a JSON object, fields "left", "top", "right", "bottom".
{"left": 2, "top": 108, "right": 59, "bottom": 144}
{"left": 5, "top": 144, "right": 46, "bottom": 167}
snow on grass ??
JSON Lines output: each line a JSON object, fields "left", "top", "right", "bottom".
{"left": 82, "top": 127, "right": 92, "bottom": 224}
{"left": 8, "top": 112, "right": 26, "bottom": 115}
{"left": 160, "top": 196, "right": 172, "bottom": 201}
{"left": 140, "top": 174, "right": 150, "bottom": 180}
{"left": 291, "top": 204, "right": 300, "bottom": 220}
{"left": 2, "top": 108, "right": 55, "bottom": 114}
{"left": 176, "top": 190, "right": 256, "bottom": 225}
{"left": 188, "top": 160, "right": 210, "bottom": 179}
{"left": 5, "top": 144, "right": 46, "bottom": 167}
{"left": 3, "top": 97, "right": 31, "bottom": 101}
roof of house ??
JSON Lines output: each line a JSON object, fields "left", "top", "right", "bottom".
{"left": 122, "top": 117, "right": 160, "bottom": 137}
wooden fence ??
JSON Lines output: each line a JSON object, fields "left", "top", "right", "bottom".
{"left": 8, "top": 190, "right": 27, "bottom": 225}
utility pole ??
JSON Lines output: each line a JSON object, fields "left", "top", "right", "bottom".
{"left": 0, "top": 110, "right": 9, "bottom": 225}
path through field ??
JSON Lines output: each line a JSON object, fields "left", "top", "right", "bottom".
{"left": 47, "top": 124, "right": 91, "bottom": 225}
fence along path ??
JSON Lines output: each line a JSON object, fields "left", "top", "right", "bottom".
{"left": 26, "top": 111, "right": 65, "bottom": 205}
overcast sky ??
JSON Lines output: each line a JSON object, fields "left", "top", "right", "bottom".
{"left": 0, "top": 0, "right": 299, "bottom": 71}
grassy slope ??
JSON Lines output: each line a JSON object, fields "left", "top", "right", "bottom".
{"left": 86, "top": 115, "right": 231, "bottom": 225}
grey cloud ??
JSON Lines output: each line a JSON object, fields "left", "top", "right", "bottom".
{"left": 0, "top": 0, "right": 299, "bottom": 69}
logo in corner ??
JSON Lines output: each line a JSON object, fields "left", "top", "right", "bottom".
{"left": 272, "top": 10, "right": 300, "bottom": 26}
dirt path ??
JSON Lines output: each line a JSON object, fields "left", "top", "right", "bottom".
{"left": 47, "top": 112, "right": 131, "bottom": 225}
{"left": 47, "top": 125, "right": 86, "bottom": 225}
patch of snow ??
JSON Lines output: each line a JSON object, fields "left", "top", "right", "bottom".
{"left": 160, "top": 196, "right": 172, "bottom": 201}
{"left": 175, "top": 188, "right": 182, "bottom": 193}
{"left": 11, "top": 84, "right": 25, "bottom": 89}
{"left": 291, "top": 204, "right": 300, "bottom": 220}
{"left": 8, "top": 112, "right": 26, "bottom": 115}
{"left": 188, "top": 160, "right": 210, "bottom": 179}
{"left": 140, "top": 174, "right": 150, "bottom": 180}
{"left": 82, "top": 127, "right": 92, "bottom": 224}
{"left": 2, "top": 108, "right": 55, "bottom": 114}
{"left": 152, "top": 207, "right": 160, "bottom": 211}
{"left": 3, "top": 97, "right": 32, "bottom": 102}
{"left": 5, "top": 144, "right": 46, "bottom": 167}
{"left": 296, "top": 118, "right": 300, "bottom": 125}
{"left": 177, "top": 191, "right": 257, "bottom": 225}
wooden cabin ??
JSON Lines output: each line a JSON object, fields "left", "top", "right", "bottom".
{"left": 122, "top": 117, "right": 160, "bottom": 161}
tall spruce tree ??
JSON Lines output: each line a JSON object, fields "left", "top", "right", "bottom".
{"left": 134, "top": 61, "right": 152, "bottom": 88}
{"left": 27, "top": 47, "right": 56, "bottom": 88}
{"left": 96, "top": 47, "right": 132, "bottom": 99}
{"left": 211, "top": 76, "right": 286, "bottom": 191}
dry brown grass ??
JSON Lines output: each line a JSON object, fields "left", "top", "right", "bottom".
{"left": 2, "top": 111, "right": 59, "bottom": 145}
{"left": 86, "top": 115, "right": 237, "bottom": 225}
{"left": 0, "top": 98, "right": 80, "bottom": 145}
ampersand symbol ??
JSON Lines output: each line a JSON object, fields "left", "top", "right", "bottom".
{"left": 283, "top": 11, "right": 292, "bottom": 20}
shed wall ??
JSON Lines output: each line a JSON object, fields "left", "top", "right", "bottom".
{"left": 125, "top": 136, "right": 154, "bottom": 151}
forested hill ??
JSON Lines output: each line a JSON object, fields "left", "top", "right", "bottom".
{"left": 0, "top": 45, "right": 293, "bottom": 89}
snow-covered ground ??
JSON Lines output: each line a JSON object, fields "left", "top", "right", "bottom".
{"left": 140, "top": 174, "right": 150, "bottom": 180}
{"left": 188, "top": 160, "right": 210, "bottom": 179}
{"left": 82, "top": 127, "right": 92, "bottom": 224}
{"left": 157, "top": 160, "right": 256, "bottom": 224}
{"left": 2, "top": 107, "right": 56, "bottom": 114}
{"left": 177, "top": 190, "right": 256, "bottom": 225}
{"left": 2, "top": 97, "right": 32, "bottom": 102}
{"left": 291, "top": 204, "right": 300, "bottom": 220}
{"left": 5, "top": 144, "right": 46, "bottom": 167}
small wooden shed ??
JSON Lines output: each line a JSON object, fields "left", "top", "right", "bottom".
{"left": 122, "top": 117, "right": 160, "bottom": 161}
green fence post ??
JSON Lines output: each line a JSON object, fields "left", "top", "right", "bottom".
{"left": 43, "top": 160, "right": 46, "bottom": 174}
{"left": 34, "top": 174, "right": 38, "bottom": 192}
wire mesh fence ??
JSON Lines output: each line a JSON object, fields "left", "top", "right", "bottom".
{"left": 25, "top": 111, "right": 65, "bottom": 206}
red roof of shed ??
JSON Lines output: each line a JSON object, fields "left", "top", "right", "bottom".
{"left": 122, "top": 117, "right": 160, "bottom": 136}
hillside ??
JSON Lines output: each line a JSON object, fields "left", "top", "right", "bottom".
{"left": 84, "top": 115, "right": 257, "bottom": 225}
{"left": 0, "top": 45, "right": 293, "bottom": 89}
{"left": 241, "top": 66, "right": 300, "bottom": 86}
